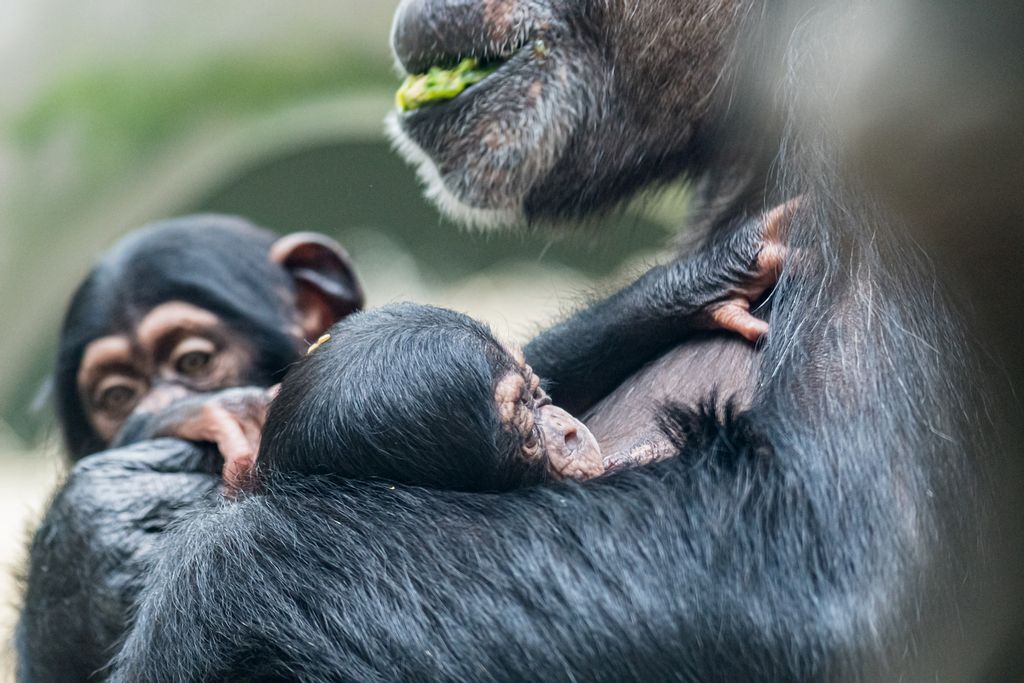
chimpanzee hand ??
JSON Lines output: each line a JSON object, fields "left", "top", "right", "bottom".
{"left": 643, "top": 197, "right": 799, "bottom": 343}
{"left": 112, "top": 385, "right": 278, "bottom": 491}
{"left": 698, "top": 198, "right": 797, "bottom": 342}
{"left": 524, "top": 197, "right": 799, "bottom": 415}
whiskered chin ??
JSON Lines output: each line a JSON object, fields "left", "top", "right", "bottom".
{"left": 386, "top": 38, "right": 595, "bottom": 230}
{"left": 385, "top": 112, "right": 526, "bottom": 230}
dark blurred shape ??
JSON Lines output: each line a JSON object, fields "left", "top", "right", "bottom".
{"left": 836, "top": 1, "right": 1024, "bottom": 357}
{"left": 826, "top": 2, "right": 1024, "bottom": 680}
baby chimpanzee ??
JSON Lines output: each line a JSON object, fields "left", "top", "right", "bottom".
{"left": 256, "top": 303, "right": 625, "bottom": 492}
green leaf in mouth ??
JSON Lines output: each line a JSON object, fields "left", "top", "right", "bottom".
{"left": 395, "top": 58, "right": 501, "bottom": 113}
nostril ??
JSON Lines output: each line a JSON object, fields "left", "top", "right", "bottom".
{"left": 564, "top": 428, "right": 580, "bottom": 450}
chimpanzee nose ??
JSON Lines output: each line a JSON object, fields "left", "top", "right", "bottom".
{"left": 392, "top": 0, "right": 487, "bottom": 74}
{"left": 391, "top": 0, "right": 520, "bottom": 74}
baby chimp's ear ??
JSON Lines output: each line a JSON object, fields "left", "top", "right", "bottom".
{"left": 270, "top": 232, "right": 365, "bottom": 339}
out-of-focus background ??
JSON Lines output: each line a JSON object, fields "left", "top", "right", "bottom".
{"left": 0, "top": 1, "right": 686, "bottom": 674}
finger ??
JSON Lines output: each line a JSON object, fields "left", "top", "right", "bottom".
{"left": 757, "top": 243, "right": 788, "bottom": 279}
{"left": 761, "top": 196, "right": 803, "bottom": 244}
{"left": 239, "top": 418, "right": 261, "bottom": 444}
{"left": 238, "top": 420, "right": 264, "bottom": 460}
{"left": 213, "top": 414, "right": 254, "bottom": 466}
{"left": 215, "top": 417, "right": 259, "bottom": 493}
{"left": 710, "top": 302, "right": 770, "bottom": 343}
{"left": 223, "top": 455, "right": 254, "bottom": 494}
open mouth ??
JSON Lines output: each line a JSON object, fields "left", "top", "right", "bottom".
{"left": 393, "top": 40, "right": 548, "bottom": 113}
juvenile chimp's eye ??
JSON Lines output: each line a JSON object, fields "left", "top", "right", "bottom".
{"left": 95, "top": 382, "right": 139, "bottom": 415}
{"left": 176, "top": 350, "right": 212, "bottom": 376}
{"left": 169, "top": 337, "right": 218, "bottom": 377}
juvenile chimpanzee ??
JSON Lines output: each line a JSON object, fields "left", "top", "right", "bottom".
{"left": 257, "top": 304, "right": 666, "bottom": 492}
{"left": 56, "top": 213, "right": 363, "bottom": 476}
{"left": 17, "top": 214, "right": 364, "bottom": 683}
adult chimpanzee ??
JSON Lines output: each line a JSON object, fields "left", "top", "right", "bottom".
{"left": 103, "top": 2, "right": 989, "bottom": 682}
{"left": 16, "top": 214, "right": 365, "bottom": 682}
{"left": 26, "top": 2, "right": 992, "bottom": 682}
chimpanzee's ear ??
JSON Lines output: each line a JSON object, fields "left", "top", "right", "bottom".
{"left": 270, "top": 232, "right": 365, "bottom": 339}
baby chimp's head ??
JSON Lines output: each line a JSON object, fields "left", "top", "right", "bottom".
{"left": 257, "top": 303, "right": 602, "bottom": 492}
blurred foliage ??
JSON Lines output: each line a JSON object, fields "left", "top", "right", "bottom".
{"left": 11, "top": 50, "right": 393, "bottom": 186}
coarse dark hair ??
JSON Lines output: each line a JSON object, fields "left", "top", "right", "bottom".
{"left": 258, "top": 303, "right": 546, "bottom": 491}
{"left": 21, "top": 2, "right": 1000, "bottom": 681}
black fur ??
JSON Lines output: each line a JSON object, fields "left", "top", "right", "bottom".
{"left": 15, "top": 440, "right": 221, "bottom": 682}
{"left": 21, "top": 1, "right": 990, "bottom": 681}
{"left": 111, "top": 404, "right": 833, "bottom": 683}
{"left": 258, "top": 303, "right": 544, "bottom": 491}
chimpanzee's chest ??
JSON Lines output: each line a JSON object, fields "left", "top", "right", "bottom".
{"left": 583, "top": 332, "right": 758, "bottom": 457}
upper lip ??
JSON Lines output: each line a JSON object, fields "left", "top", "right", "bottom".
{"left": 391, "top": 0, "right": 529, "bottom": 75}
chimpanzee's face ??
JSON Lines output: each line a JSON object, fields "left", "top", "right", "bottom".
{"left": 387, "top": 0, "right": 742, "bottom": 227}
{"left": 76, "top": 301, "right": 263, "bottom": 442}
{"left": 492, "top": 365, "right": 605, "bottom": 481}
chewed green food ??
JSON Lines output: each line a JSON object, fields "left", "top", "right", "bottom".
{"left": 395, "top": 58, "right": 500, "bottom": 112}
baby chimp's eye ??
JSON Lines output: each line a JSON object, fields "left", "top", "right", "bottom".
{"left": 521, "top": 425, "right": 543, "bottom": 460}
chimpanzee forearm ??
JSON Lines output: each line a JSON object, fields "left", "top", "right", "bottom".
{"left": 15, "top": 440, "right": 220, "bottom": 683}
{"left": 112, "top": 387, "right": 271, "bottom": 449}
{"left": 525, "top": 224, "right": 764, "bottom": 415}
{"left": 524, "top": 277, "right": 681, "bottom": 415}
{"left": 107, "top": 405, "right": 901, "bottom": 683}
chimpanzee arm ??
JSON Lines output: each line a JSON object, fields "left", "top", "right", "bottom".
{"left": 15, "top": 440, "right": 220, "bottom": 683}
{"left": 113, "top": 387, "right": 274, "bottom": 490}
{"left": 525, "top": 218, "right": 776, "bottom": 415}
{"left": 106, "top": 402, "right": 917, "bottom": 683}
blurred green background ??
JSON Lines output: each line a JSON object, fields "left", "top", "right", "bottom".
{"left": 0, "top": 1, "right": 685, "bottom": 675}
